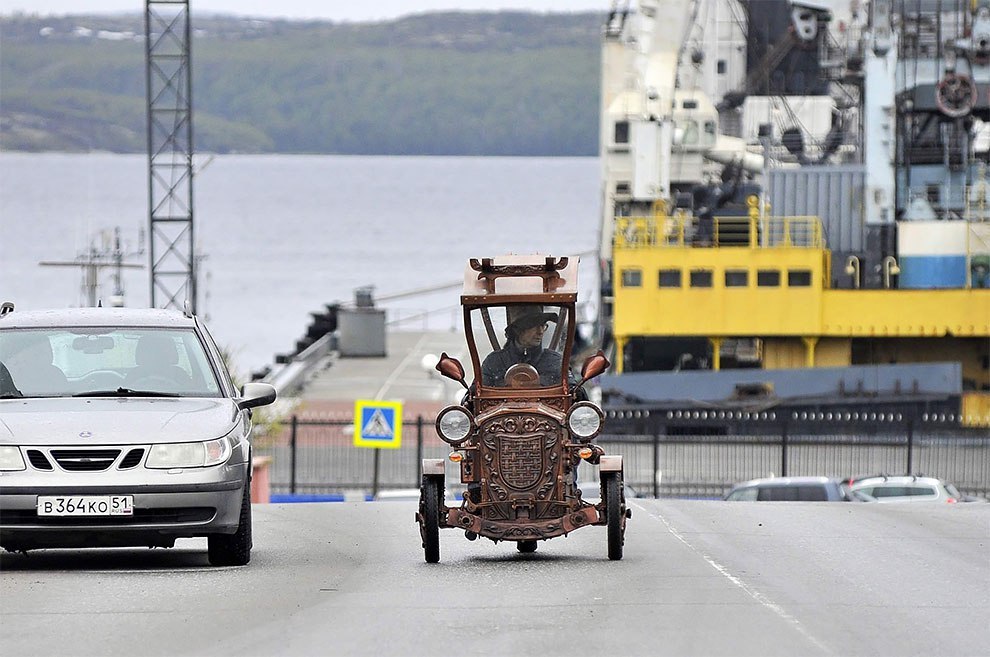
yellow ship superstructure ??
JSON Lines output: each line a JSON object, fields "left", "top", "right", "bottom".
{"left": 610, "top": 200, "right": 990, "bottom": 426}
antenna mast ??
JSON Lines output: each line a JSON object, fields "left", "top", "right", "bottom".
{"left": 145, "top": 0, "right": 196, "bottom": 312}
{"left": 39, "top": 227, "right": 144, "bottom": 307}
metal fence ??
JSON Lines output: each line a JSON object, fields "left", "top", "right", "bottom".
{"left": 254, "top": 415, "right": 990, "bottom": 499}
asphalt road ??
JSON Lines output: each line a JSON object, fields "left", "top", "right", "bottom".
{"left": 1, "top": 500, "right": 987, "bottom": 657}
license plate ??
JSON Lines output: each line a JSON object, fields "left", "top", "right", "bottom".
{"left": 37, "top": 496, "right": 134, "bottom": 517}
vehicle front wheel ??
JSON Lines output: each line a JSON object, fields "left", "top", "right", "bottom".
{"left": 603, "top": 473, "right": 624, "bottom": 561}
{"left": 517, "top": 540, "right": 537, "bottom": 553}
{"left": 208, "top": 478, "right": 252, "bottom": 567}
{"left": 421, "top": 480, "right": 441, "bottom": 563}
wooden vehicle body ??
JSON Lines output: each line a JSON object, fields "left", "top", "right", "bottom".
{"left": 417, "top": 255, "right": 629, "bottom": 562}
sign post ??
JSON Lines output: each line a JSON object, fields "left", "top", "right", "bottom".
{"left": 354, "top": 399, "right": 403, "bottom": 498}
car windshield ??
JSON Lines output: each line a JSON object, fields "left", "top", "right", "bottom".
{"left": 468, "top": 303, "right": 570, "bottom": 390}
{"left": 0, "top": 327, "right": 222, "bottom": 398}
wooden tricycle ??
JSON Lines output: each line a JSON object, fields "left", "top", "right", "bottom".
{"left": 417, "top": 254, "right": 629, "bottom": 562}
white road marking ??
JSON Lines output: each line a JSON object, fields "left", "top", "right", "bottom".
{"left": 373, "top": 333, "right": 431, "bottom": 400}
{"left": 631, "top": 499, "right": 835, "bottom": 656}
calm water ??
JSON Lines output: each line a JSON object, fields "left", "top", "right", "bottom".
{"left": 0, "top": 154, "right": 601, "bottom": 375}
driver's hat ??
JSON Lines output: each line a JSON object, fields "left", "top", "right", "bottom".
{"left": 506, "top": 305, "right": 557, "bottom": 331}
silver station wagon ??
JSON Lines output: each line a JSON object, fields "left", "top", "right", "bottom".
{"left": 0, "top": 305, "right": 276, "bottom": 565}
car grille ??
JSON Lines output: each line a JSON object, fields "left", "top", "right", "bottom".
{"left": 26, "top": 450, "right": 53, "bottom": 471}
{"left": 50, "top": 449, "right": 121, "bottom": 472}
{"left": 0, "top": 507, "right": 216, "bottom": 526}
{"left": 118, "top": 448, "right": 145, "bottom": 469}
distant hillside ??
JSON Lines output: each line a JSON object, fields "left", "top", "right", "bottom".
{"left": 0, "top": 11, "right": 604, "bottom": 155}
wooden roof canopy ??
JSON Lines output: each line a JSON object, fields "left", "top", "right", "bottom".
{"left": 461, "top": 254, "right": 579, "bottom": 302}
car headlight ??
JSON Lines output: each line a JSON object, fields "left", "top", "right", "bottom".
{"left": 147, "top": 436, "right": 232, "bottom": 469}
{"left": 436, "top": 406, "right": 474, "bottom": 446}
{"left": 0, "top": 445, "right": 25, "bottom": 471}
{"left": 566, "top": 402, "right": 603, "bottom": 441}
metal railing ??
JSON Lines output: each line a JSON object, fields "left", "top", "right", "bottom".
{"left": 263, "top": 333, "right": 335, "bottom": 397}
{"left": 613, "top": 214, "right": 823, "bottom": 249}
{"left": 253, "top": 415, "right": 990, "bottom": 500}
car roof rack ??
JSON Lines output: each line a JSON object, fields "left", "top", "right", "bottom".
{"left": 846, "top": 473, "right": 890, "bottom": 485}
{"left": 0, "top": 302, "right": 14, "bottom": 318}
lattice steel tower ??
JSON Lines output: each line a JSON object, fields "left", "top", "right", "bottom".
{"left": 145, "top": 0, "right": 196, "bottom": 311}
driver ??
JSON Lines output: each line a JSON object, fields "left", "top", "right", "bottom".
{"left": 481, "top": 305, "right": 562, "bottom": 387}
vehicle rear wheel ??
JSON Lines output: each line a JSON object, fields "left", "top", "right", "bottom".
{"left": 421, "top": 480, "right": 441, "bottom": 563}
{"left": 604, "top": 473, "right": 624, "bottom": 561}
{"left": 208, "top": 478, "right": 252, "bottom": 567}
{"left": 517, "top": 540, "right": 537, "bottom": 553}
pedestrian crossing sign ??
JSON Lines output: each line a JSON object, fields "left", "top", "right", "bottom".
{"left": 354, "top": 400, "right": 403, "bottom": 449}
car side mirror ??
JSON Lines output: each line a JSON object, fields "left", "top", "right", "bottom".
{"left": 575, "top": 350, "right": 610, "bottom": 392}
{"left": 436, "top": 352, "right": 468, "bottom": 389}
{"left": 238, "top": 382, "right": 277, "bottom": 410}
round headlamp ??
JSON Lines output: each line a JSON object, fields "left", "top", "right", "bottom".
{"left": 566, "top": 402, "right": 603, "bottom": 441}
{"left": 436, "top": 406, "right": 474, "bottom": 446}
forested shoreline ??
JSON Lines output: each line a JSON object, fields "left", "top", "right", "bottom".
{"left": 0, "top": 11, "right": 604, "bottom": 155}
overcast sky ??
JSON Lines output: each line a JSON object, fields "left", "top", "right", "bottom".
{"left": 0, "top": 1, "right": 610, "bottom": 22}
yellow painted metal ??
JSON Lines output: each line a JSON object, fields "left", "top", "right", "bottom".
{"left": 763, "top": 338, "right": 852, "bottom": 369}
{"left": 762, "top": 339, "right": 807, "bottom": 369}
{"left": 961, "top": 393, "right": 990, "bottom": 428}
{"left": 709, "top": 337, "right": 723, "bottom": 370}
{"left": 815, "top": 338, "right": 853, "bottom": 366}
{"left": 613, "top": 245, "right": 831, "bottom": 336}
{"left": 614, "top": 335, "right": 627, "bottom": 374}
{"left": 611, "top": 209, "right": 990, "bottom": 386}
{"left": 613, "top": 247, "right": 990, "bottom": 339}
{"left": 820, "top": 290, "right": 990, "bottom": 337}
{"left": 801, "top": 336, "right": 818, "bottom": 368}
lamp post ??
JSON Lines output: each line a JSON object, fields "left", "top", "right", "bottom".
{"left": 844, "top": 255, "right": 861, "bottom": 289}
{"left": 882, "top": 256, "right": 900, "bottom": 289}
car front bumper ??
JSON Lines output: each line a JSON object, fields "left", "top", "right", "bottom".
{"left": 0, "top": 461, "right": 247, "bottom": 550}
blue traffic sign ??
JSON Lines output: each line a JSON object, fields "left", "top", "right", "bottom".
{"left": 354, "top": 400, "right": 403, "bottom": 449}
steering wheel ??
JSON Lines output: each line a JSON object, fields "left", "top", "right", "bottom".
{"left": 504, "top": 363, "right": 540, "bottom": 388}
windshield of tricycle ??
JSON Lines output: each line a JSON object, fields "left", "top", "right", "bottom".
{"left": 467, "top": 302, "right": 572, "bottom": 390}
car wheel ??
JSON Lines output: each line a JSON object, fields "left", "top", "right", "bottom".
{"left": 516, "top": 540, "right": 537, "bottom": 553}
{"left": 604, "top": 473, "right": 624, "bottom": 561}
{"left": 420, "top": 479, "right": 441, "bottom": 563}
{"left": 208, "top": 477, "right": 252, "bottom": 567}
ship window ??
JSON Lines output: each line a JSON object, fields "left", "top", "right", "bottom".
{"left": 689, "top": 269, "right": 713, "bottom": 287}
{"left": 788, "top": 270, "right": 812, "bottom": 287}
{"left": 717, "top": 59, "right": 726, "bottom": 74}
{"left": 620, "top": 269, "right": 642, "bottom": 287}
{"left": 757, "top": 270, "right": 780, "bottom": 287}
{"left": 616, "top": 181, "right": 631, "bottom": 195}
{"left": 682, "top": 120, "right": 699, "bottom": 145}
{"left": 683, "top": 99, "right": 698, "bottom": 109}
{"left": 614, "top": 120, "right": 629, "bottom": 144}
{"left": 658, "top": 269, "right": 681, "bottom": 287}
{"left": 724, "top": 270, "right": 748, "bottom": 287}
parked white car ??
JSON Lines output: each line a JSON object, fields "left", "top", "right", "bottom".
{"left": 848, "top": 475, "right": 970, "bottom": 503}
